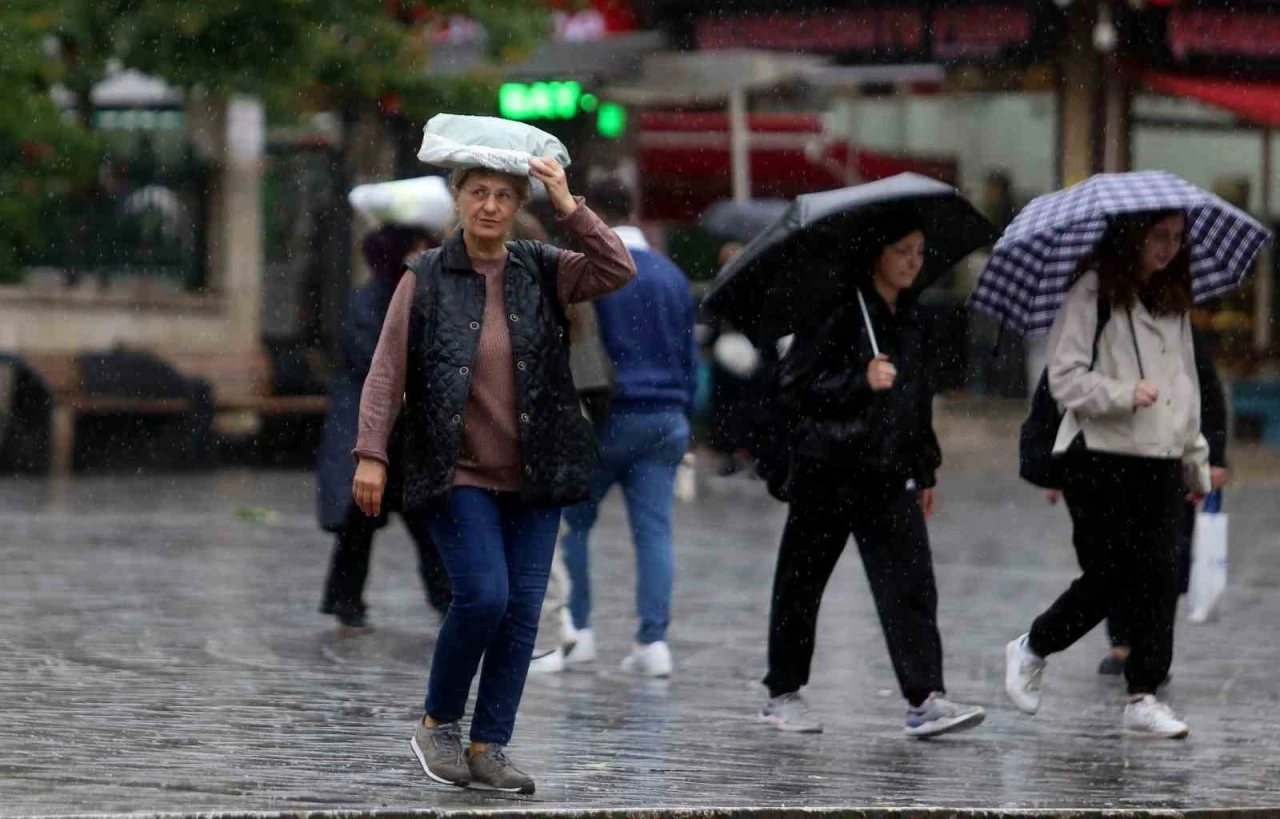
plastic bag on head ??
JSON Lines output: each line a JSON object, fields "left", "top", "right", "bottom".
{"left": 417, "top": 114, "right": 572, "bottom": 176}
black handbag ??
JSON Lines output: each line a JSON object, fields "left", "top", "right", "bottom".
{"left": 1018, "top": 296, "right": 1111, "bottom": 489}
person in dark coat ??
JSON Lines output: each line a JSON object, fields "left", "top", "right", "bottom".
{"left": 756, "top": 218, "right": 986, "bottom": 739}
{"left": 317, "top": 225, "right": 450, "bottom": 629}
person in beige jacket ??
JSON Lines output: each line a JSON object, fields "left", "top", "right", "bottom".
{"left": 1005, "top": 210, "right": 1210, "bottom": 739}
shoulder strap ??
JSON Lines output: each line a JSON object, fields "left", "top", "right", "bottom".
{"left": 1089, "top": 295, "right": 1111, "bottom": 371}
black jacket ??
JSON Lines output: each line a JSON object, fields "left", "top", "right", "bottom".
{"left": 400, "top": 232, "right": 599, "bottom": 511}
{"left": 1192, "top": 327, "right": 1228, "bottom": 469}
{"left": 777, "top": 284, "right": 942, "bottom": 495}
{"left": 316, "top": 278, "right": 403, "bottom": 532}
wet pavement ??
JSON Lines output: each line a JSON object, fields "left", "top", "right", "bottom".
{"left": 3, "top": 399, "right": 1280, "bottom": 816}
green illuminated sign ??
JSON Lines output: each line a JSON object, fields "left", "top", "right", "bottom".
{"left": 498, "top": 82, "right": 626, "bottom": 139}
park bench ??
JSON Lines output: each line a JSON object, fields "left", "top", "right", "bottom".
{"left": 20, "top": 348, "right": 329, "bottom": 474}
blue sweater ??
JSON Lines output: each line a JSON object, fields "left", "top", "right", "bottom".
{"left": 595, "top": 228, "right": 697, "bottom": 415}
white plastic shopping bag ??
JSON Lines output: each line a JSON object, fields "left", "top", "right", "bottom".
{"left": 348, "top": 176, "right": 453, "bottom": 230}
{"left": 417, "top": 114, "right": 571, "bottom": 175}
{"left": 1186, "top": 491, "right": 1227, "bottom": 624}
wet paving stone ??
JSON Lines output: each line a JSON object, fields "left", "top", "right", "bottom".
{"left": 2, "top": 450, "right": 1279, "bottom": 816}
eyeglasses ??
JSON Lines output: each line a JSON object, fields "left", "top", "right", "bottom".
{"left": 464, "top": 186, "right": 518, "bottom": 206}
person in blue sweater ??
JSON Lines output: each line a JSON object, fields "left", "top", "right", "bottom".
{"left": 559, "top": 179, "right": 697, "bottom": 677}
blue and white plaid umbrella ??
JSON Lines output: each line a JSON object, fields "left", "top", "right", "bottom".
{"left": 968, "top": 170, "right": 1273, "bottom": 335}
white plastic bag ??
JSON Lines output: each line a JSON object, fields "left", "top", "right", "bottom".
{"left": 348, "top": 176, "right": 453, "bottom": 230}
{"left": 417, "top": 113, "right": 571, "bottom": 175}
{"left": 1186, "top": 508, "right": 1228, "bottom": 623}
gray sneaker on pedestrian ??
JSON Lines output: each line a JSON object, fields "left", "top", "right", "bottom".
{"left": 904, "top": 693, "right": 986, "bottom": 738}
{"left": 466, "top": 744, "right": 535, "bottom": 794}
{"left": 410, "top": 720, "right": 470, "bottom": 788}
{"left": 758, "top": 691, "right": 824, "bottom": 733}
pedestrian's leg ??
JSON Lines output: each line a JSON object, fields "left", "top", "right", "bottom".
{"left": 1122, "top": 465, "right": 1184, "bottom": 696}
{"left": 422, "top": 489, "right": 510, "bottom": 725}
{"left": 404, "top": 511, "right": 452, "bottom": 614}
{"left": 619, "top": 413, "right": 689, "bottom": 645}
{"left": 762, "top": 497, "right": 852, "bottom": 698}
{"left": 1027, "top": 457, "right": 1123, "bottom": 658}
{"left": 320, "top": 503, "right": 378, "bottom": 621}
{"left": 534, "top": 545, "right": 570, "bottom": 656}
{"left": 849, "top": 488, "right": 944, "bottom": 707}
{"left": 560, "top": 420, "right": 623, "bottom": 631}
{"left": 469, "top": 496, "right": 561, "bottom": 745}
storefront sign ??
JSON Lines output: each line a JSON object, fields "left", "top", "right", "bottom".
{"left": 498, "top": 81, "right": 627, "bottom": 138}
{"left": 694, "top": 4, "right": 1057, "bottom": 65}
{"left": 1120, "top": 5, "right": 1280, "bottom": 76}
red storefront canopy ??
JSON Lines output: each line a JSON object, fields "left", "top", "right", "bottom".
{"left": 637, "top": 111, "right": 959, "bottom": 222}
{"left": 1142, "top": 72, "right": 1280, "bottom": 128}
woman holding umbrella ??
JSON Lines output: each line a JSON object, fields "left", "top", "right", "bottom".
{"left": 755, "top": 215, "right": 986, "bottom": 738}
{"left": 970, "top": 171, "right": 1273, "bottom": 739}
{"left": 703, "top": 175, "right": 997, "bottom": 738}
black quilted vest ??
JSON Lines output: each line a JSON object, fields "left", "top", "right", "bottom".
{"left": 400, "top": 231, "right": 598, "bottom": 510}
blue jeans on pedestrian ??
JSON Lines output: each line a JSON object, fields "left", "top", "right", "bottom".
{"left": 562, "top": 410, "right": 690, "bottom": 645}
{"left": 423, "top": 487, "right": 560, "bottom": 745}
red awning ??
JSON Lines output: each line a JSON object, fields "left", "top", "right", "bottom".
{"left": 636, "top": 111, "right": 959, "bottom": 222}
{"left": 1142, "top": 72, "right": 1280, "bottom": 129}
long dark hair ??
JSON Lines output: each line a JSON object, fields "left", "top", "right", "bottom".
{"left": 1074, "top": 210, "right": 1192, "bottom": 316}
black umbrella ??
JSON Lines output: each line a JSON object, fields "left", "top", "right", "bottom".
{"left": 702, "top": 173, "right": 998, "bottom": 345}
{"left": 700, "top": 198, "right": 790, "bottom": 244}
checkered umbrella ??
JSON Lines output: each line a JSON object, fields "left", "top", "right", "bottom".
{"left": 968, "top": 171, "right": 1273, "bottom": 336}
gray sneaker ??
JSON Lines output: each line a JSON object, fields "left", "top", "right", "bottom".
{"left": 904, "top": 693, "right": 986, "bottom": 738}
{"left": 409, "top": 720, "right": 470, "bottom": 787}
{"left": 758, "top": 691, "right": 824, "bottom": 733}
{"left": 466, "top": 744, "right": 535, "bottom": 794}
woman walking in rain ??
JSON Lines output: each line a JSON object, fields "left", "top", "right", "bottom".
{"left": 1004, "top": 210, "right": 1211, "bottom": 738}
{"left": 756, "top": 215, "right": 986, "bottom": 738}
{"left": 317, "top": 225, "right": 451, "bottom": 629}
{"left": 352, "top": 156, "right": 634, "bottom": 792}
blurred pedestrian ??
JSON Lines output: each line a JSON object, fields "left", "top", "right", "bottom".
{"left": 1005, "top": 210, "right": 1210, "bottom": 739}
{"left": 352, "top": 158, "right": 634, "bottom": 793}
{"left": 709, "top": 241, "right": 768, "bottom": 476}
{"left": 756, "top": 219, "right": 986, "bottom": 738}
{"left": 317, "top": 225, "right": 450, "bottom": 629}
{"left": 558, "top": 179, "right": 697, "bottom": 677}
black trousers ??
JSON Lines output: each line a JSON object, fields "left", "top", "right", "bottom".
{"left": 1106, "top": 500, "right": 1195, "bottom": 648}
{"left": 321, "top": 503, "right": 452, "bottom": 618}
{"left": 764, "top": 481, "right": 944, "bottom": 707}
{"left": 1029, "top": 451, "right": 1183, "bottom": 695}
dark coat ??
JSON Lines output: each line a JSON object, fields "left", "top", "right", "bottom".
{"left": 777, "top": 284, "right": 942, "bottom": 497}
{"left": 400, "top": 232, "right": 598, "bottom": 510}
{"left": 316, "top": 279, "right": 404, "bottom": 533}
{"left": 1192, "top": 327, "right": 1228, "bottom": 469}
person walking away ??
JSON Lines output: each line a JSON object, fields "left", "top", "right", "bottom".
{"left": 317, "top": 225, "right": 450, "bottom": 629}
{"left": 1005, "top": 210, "right": 1211, "bottom": 738}
{"left": 559, "top": 179, "right": 697, "bottom": 676}
{"left": 529, "top": 300, "right": 612, "bottom": 674}
{"left": 757, "top": 218, "right": 986, "bottom": 738}
{"left": 352, "top": 158, "right": 635, "bottom": 792}
{"left": 1086, "top": 326, "right": 1230, "bottom": 674}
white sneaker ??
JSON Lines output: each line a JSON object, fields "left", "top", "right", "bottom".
{"left": 527, "top": 647, "right": 564, "bottom": 675}
{"left": 1005, "top": 633, "right": 1046, "bottom": 715}
{"left": 559, "top": 608, "right": 579, "bottom": 647}
{"left": 563, "top": 628, "right": 596, "bottom": 665}
{"left": 621, "top": 641, "right": 672, "bottom": 677}
{"left": 1124, "top": 695, "right": 1189, "bottom": 739}
{"left": 758, "top": 692, "right": 824, "bottom": 733}
{"left": 904, "top": 693, "right": 986, "bottom": 738}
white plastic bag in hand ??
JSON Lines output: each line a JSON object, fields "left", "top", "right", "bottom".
{"left": 1187, "top": 509, "right": 1228, "bottom": 624}
{"left": 417, "top": 114, "right": 571, "bottom": 175}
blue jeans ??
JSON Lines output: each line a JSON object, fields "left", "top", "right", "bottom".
{"left": 423, "top": 488, "right": 560, "bottom": 745}
{"left": 562, "top": 410, "right": 690, "bottom": 645}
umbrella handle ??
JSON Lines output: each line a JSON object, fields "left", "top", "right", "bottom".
{"left": 856, "top": 289, "right": 882, "bottom": 358}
